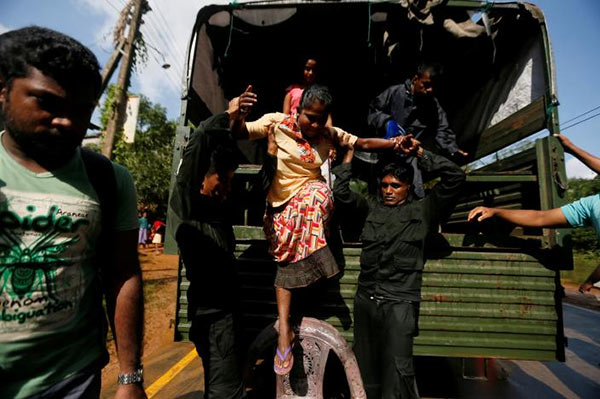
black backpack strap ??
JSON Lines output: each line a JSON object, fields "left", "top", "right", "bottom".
{"left": 80, "top": 147, "right": 118, "bottom": 252}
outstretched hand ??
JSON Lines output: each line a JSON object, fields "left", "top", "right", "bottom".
{"left": 553, "top": 133, "right": 573, "bottom": 153}
{"left": 579, "top": 281, "right": 594, "bottom": 294}
{"left": 467, "top": 206, "right": 496, "bottom": 223}
{"left": 227, "top": 85, "right": 257, "bottom": 121}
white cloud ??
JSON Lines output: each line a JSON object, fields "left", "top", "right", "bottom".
{"left": 0, "top": 22, "right": 10, "bottom": 34}
{"left": 81, "top": 0, "right": 230, "bottom": 118}
{"left": 565, "top": 156, "right": 597, "bottom": 179}
{"left": 132, "top": 0, "right": 206, "bottom": 116}
{"left": 77, "top": 0, "right": 117, "bottom": 54}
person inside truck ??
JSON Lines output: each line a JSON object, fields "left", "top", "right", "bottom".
{"left": 230, "top": 84, "right": 401, "bottom": 375}
{"left": 468, "top": 133, "right": 600, "bottom": 294}
{"left": 283, "top": 57, "right": 317, "bottom": 116}
{"left": 367, "top": 62, "right": 468, "bottom": 197}
{"left": 332, "top": 134, "right": 466, "bottom": 399}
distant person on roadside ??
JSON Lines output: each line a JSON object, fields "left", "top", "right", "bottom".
{"left": 138, "top": 211, "right": 149, "bottom": 248}
{"left": 468, "top": 133, "right": 600, "bottom": 294}
{"left": 0, "top": 26, "right": 145, "bottom": 399}
{"left": 150, "top": 219, "right": 166, "bottom": 253}
{"left": 368, "top": 62, "right": 468, "bottom": 197}
{"left": 169, "top": 89, "right": 259, "bottom": 399}
{"left": 333, "top": 134, "right": 465, "bottom": 399}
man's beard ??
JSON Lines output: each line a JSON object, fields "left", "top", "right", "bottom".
{"left": 1, "top": 106, "right": 82, "bottom": 163}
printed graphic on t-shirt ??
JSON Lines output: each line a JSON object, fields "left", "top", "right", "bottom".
{"left": 0, "top": 189, "right": 100, "bottom": 339}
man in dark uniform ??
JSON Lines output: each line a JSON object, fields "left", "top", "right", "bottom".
{"left": 169, "top": 91, "right": 257, "bottom": 398}
{"left": 333, "top": 135, "right": 465, "bottom": 399}
{"left": 367, "top": 63, "right": 467, "bottom": 197}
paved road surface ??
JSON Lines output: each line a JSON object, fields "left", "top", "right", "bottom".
{"left": 101, "top": 303, "right": 600, "bottom": 398}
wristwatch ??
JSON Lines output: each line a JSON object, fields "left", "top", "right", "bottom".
{"left": 118, "top": 366, "right": 144, "bottom": 385}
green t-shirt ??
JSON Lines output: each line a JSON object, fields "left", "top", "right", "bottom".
{"left": 0, "top": 133, "right": 138, "bottom": 398}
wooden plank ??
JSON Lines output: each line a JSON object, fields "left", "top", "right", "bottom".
{"left": 423, "top": 273, "right": 555, "bottom": 291}
{"left": 466, "top": 175, "right": 537, "bottom": 183}
{"left": 475, "top": 146, "right": 537, "bottom": 173}
{"left": 413, "top": 346, "right": 556, "bottom": 361}
{"left": 473, "top": 97, "right": 547, "bottom": 160}
{"left": 421, "top": 287, "right": 556, "bottom": 305}
{"left": 418, "top": 316, "right": 556, "bottom": 334}
{"left": 415, "top": 331, "right": 556, "bottom": 350}
{"left": 420, "top": 302, "right": 558, "bottom": 320}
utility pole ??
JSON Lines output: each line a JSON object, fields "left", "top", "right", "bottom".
{"left": 102, "top": 0, "right": 146, "bottom": 159}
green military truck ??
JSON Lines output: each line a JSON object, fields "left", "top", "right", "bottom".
{"left": 166, "top": 0, "right": 571, "bottom": 366}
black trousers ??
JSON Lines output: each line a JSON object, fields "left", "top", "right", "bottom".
{"left": 189, "top": 311, "right": 245, "bottom": 399}
{"left": 353, "top": 292, "right": 420, "bottom": 399}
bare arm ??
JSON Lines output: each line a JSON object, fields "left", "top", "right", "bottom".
{"left": 467, "top": 206, "right": 570, "bottom": 228}
{"left": 104, "top": 229, "right": 146, "bottom": 399}
{"left": 354, "top": 137, "right": 398, "bottom": 151}
{"left": 283, "top": 92, "right": 292, "bottom": 115}
{"left": 555, "top": 133, "right": 600, "bottom": 174}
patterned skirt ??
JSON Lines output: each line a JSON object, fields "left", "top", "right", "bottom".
{"left": 264, "top": 180, "right": 340, "bottom": 288}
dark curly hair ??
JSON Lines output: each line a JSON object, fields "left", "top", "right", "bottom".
{"left": 379, "top": 162, "right": 414, "bottom": 185}
{"left": 0, "top": 26, "right": 101, "bottom": 98}
{"left": 206, "top": 144, "right": 239, "bottom": 179}
{"left": 299, "top": 84, "right": 333, "bottom": 114}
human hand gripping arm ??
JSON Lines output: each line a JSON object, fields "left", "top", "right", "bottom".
{"left": 579, "top": 264, "right": 600, "bottom": 293}
{"left": 104, "top": 229, "right": 147, "bottom": 399}
{"left": 228, "top": 85, "right": 258, "bottom": 139}
{"left": 554, "top": 133, "right": 600, "bottom": 174}
{"left": 467, "top": 206, "right": 570, "bottom": 228}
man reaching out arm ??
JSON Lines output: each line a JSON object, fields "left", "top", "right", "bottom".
{"left": 468, "top": 133, "right": 600, "bottom": 293}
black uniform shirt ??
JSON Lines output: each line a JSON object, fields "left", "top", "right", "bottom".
{"left": 367, "top": 80, "right": 460, "bottom": 156}
{"left": 333, "top": 150, "right": 465, "bottom": 301}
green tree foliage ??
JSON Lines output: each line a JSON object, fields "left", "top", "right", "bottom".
{"left": 566, "top": 177, "right": 600, "bottom": 254}
{"left": 100, "top": 84, "right": 176, "bottom": 218}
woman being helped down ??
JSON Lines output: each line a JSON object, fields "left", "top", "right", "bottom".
{"left": 231, "top": 84, "right": 400, "bottom": 375}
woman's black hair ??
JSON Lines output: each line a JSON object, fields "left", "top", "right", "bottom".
{"left": 0, "top": 26, "right": 101, "bottom": 98}
{"left": 298, "top": 84, "right": 333, "bottom": 114}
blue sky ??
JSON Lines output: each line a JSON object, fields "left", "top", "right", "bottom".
{"left": 1, "top": 0, "right": 598, "bottom": 178}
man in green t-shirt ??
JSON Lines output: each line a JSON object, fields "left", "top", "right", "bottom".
{"left": 0, "top": 27, "right": 145, "bottom": 399}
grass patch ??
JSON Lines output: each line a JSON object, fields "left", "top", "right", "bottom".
{"left": 561, "top": 250, "right": 599, "bottom": 285}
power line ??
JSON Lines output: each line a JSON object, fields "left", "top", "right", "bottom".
{"left": 147, "top": 0, "right": 187, "bottom": 60}
{"left": 560, "top": 104, "right": 600, "bottom": 126}
{"left": 143, "top": 19, "right": 185, "bottom": 76}
{"left": 141, "top": 30, "right": 184, "bottom": 81}
{"left": 104, "top": 0, "right": 124, "bottom": 14}
{"left": 141, "top": 12, "right": 186, "bottom": 72}
{"left": 561, "top": 111, "right": 600, "bottom": 131}
{"left": 141, "top": 21, "right": 184, "bottom": 79}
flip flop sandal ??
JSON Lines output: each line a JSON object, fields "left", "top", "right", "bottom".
{"left": 273, "top": 345, "right": 294, "bottom": 375}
